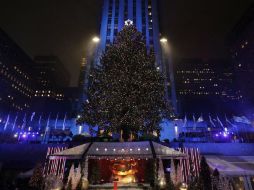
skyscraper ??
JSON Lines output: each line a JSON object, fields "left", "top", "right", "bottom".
{"left": 99, "top": 0, "right": 160, "bottom": 55}
{"left": 32, "top": 55, "right": 70, "bottom": 113}
{"left": 175, "top": 58, "right": 240, "bottom": 115}
{"left": 87, "top": 0, "right": 177, "bottom": 112}
{"left": 0, "top": 28, "right": 35, "bottom": 112}
{"left": 228, "top": 4, "right": 254, "bottom": 106}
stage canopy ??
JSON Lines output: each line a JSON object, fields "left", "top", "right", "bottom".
{"left": 206, "top": 155, "right": 254, "bottom": 176}
{"left": 50, "top": 141, "right": 186, "bottom": 160}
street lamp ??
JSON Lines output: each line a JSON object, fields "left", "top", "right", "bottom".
{"left": 160, "top": 38, "right": 168, "bottom": 43}
{"left": 92, "top": 36, "right": 100, "bottom": 43}
{"left": 160, "top": 36, "right": 177, "bottom": 114}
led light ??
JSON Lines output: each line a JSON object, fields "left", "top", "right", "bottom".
{"left": 160, "top": 38, "right": 167, "bottom": 43}
{"left": 92, "top": 37, "right": 100, "bottom": 43}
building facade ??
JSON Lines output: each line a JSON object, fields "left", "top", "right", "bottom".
{"left": 99, "top": 0, "right": 160, "bottom": 54}
{"left": 175, "top": 59, "right": 239, "bottom": 115}
{"left": 33, "top": 55, "right": 70, "bottom": 90}
{"left": 228, "top": 4, "right": 254, "bottom": 107}
{"left": 32, "top": 56, "right": 71, "bottom": 113}
{"left": 85, "top": 0, "right": 177, "bottom": 112}
{"left": 0, "top": 28, "right": 35, "bottom": 112}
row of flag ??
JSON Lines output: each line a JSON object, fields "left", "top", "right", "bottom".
{"left": 0, "top": 112, "right": 69, "bottom": 132}
{"left": 181, "top": 114, "right": 253, "bottom": 131}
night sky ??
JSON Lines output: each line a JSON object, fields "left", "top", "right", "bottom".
{"left": 0, "top": 0, "right": 253, "bottom": 86}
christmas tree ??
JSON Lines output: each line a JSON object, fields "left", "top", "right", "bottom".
{"left": 199, "top": 156, "right": 212, "bottom": 190}
{"left": 166, "top": 178, "right": 176, "bottom": 190}
{"left": 29, "top": 164, "right": 44, "bottom": 190}
{"left": 212, "top": 168, "right": 224, "bottom": 190}
{"left": 187, "top": 160, "right": 200, "bottom": 190}
{"left": 66, "top": 178, "right": 72, "bottom": 190}
{"left": 78, "top": 24, "right": 172, "bottom": 139}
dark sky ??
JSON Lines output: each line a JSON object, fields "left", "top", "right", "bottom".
{"left": 0, "top": 0, "right": 253, "bottom": 86}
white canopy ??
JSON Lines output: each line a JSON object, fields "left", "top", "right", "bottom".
{"left": 206, "top": 155, "right": 254, "bottom": 176}
{"left": 50, "top": 141, "right": 186, "bottom": 160}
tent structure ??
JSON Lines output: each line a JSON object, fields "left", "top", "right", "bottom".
{"left": 50, "top": 141, "right": 186, "bottom": 160}
{"left": 206, "top": 155, "right": 254, "bottom": 190}
{"left": 45, "top": 141, "right": 190, "bottom": 189}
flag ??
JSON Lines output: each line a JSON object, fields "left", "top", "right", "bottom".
{"left": 209, "top": 114, "right": 216, "bottom": 127}
{"left": 30, "top": 112, "right": 36, "bottom": 122}
{"left": 45, "top": 114, "right": 51, "bottom": 132}
{"left": 54, "top": 113, "right": 59, "bottom": 129}
{"left": 38, "top": 114, "right": 42, "bottom": 131}
{"left": 62, "top": 113, "right": 67, "bottom": 130}
{"left": 233, "top": 116, "right": 251, "bottom": 125}
{"left": 12, "top": 113, "right": 18, "bottom": 131}
{"left": 193, "top": 114, "right": 196, "bottom": 130}
{"left": 4, "top": 114, "right": 10, "bottom": 131}
{"left": 197, "top": 114, "right": 204, "bottom": 122}
{"left": 182, "top": 115, "right": 187, "bottom": 128}
{"left": 217, "top": 116, "right": 224, "bottom": 128}
{"left": 225, "top": 115, "right": 237, "bottom": 128}
{"left": 42, "top": 114, "right": 51, "bottom": 143}
{"left": 21, "top": 113, "right": 27, "bottom": 130}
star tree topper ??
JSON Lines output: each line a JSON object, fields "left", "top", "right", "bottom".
{"left": 125, "top": 19, "right": 133, "bottom": 26}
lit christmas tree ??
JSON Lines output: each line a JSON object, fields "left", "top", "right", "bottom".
{"left": 79, "top": 24, "right": 172, "bottom": 139}
{"left": 199, "top": 156, "right": 212, "bottom": 190}
{"left": 29, "top": 164, "right": 44, "bottom": 190}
